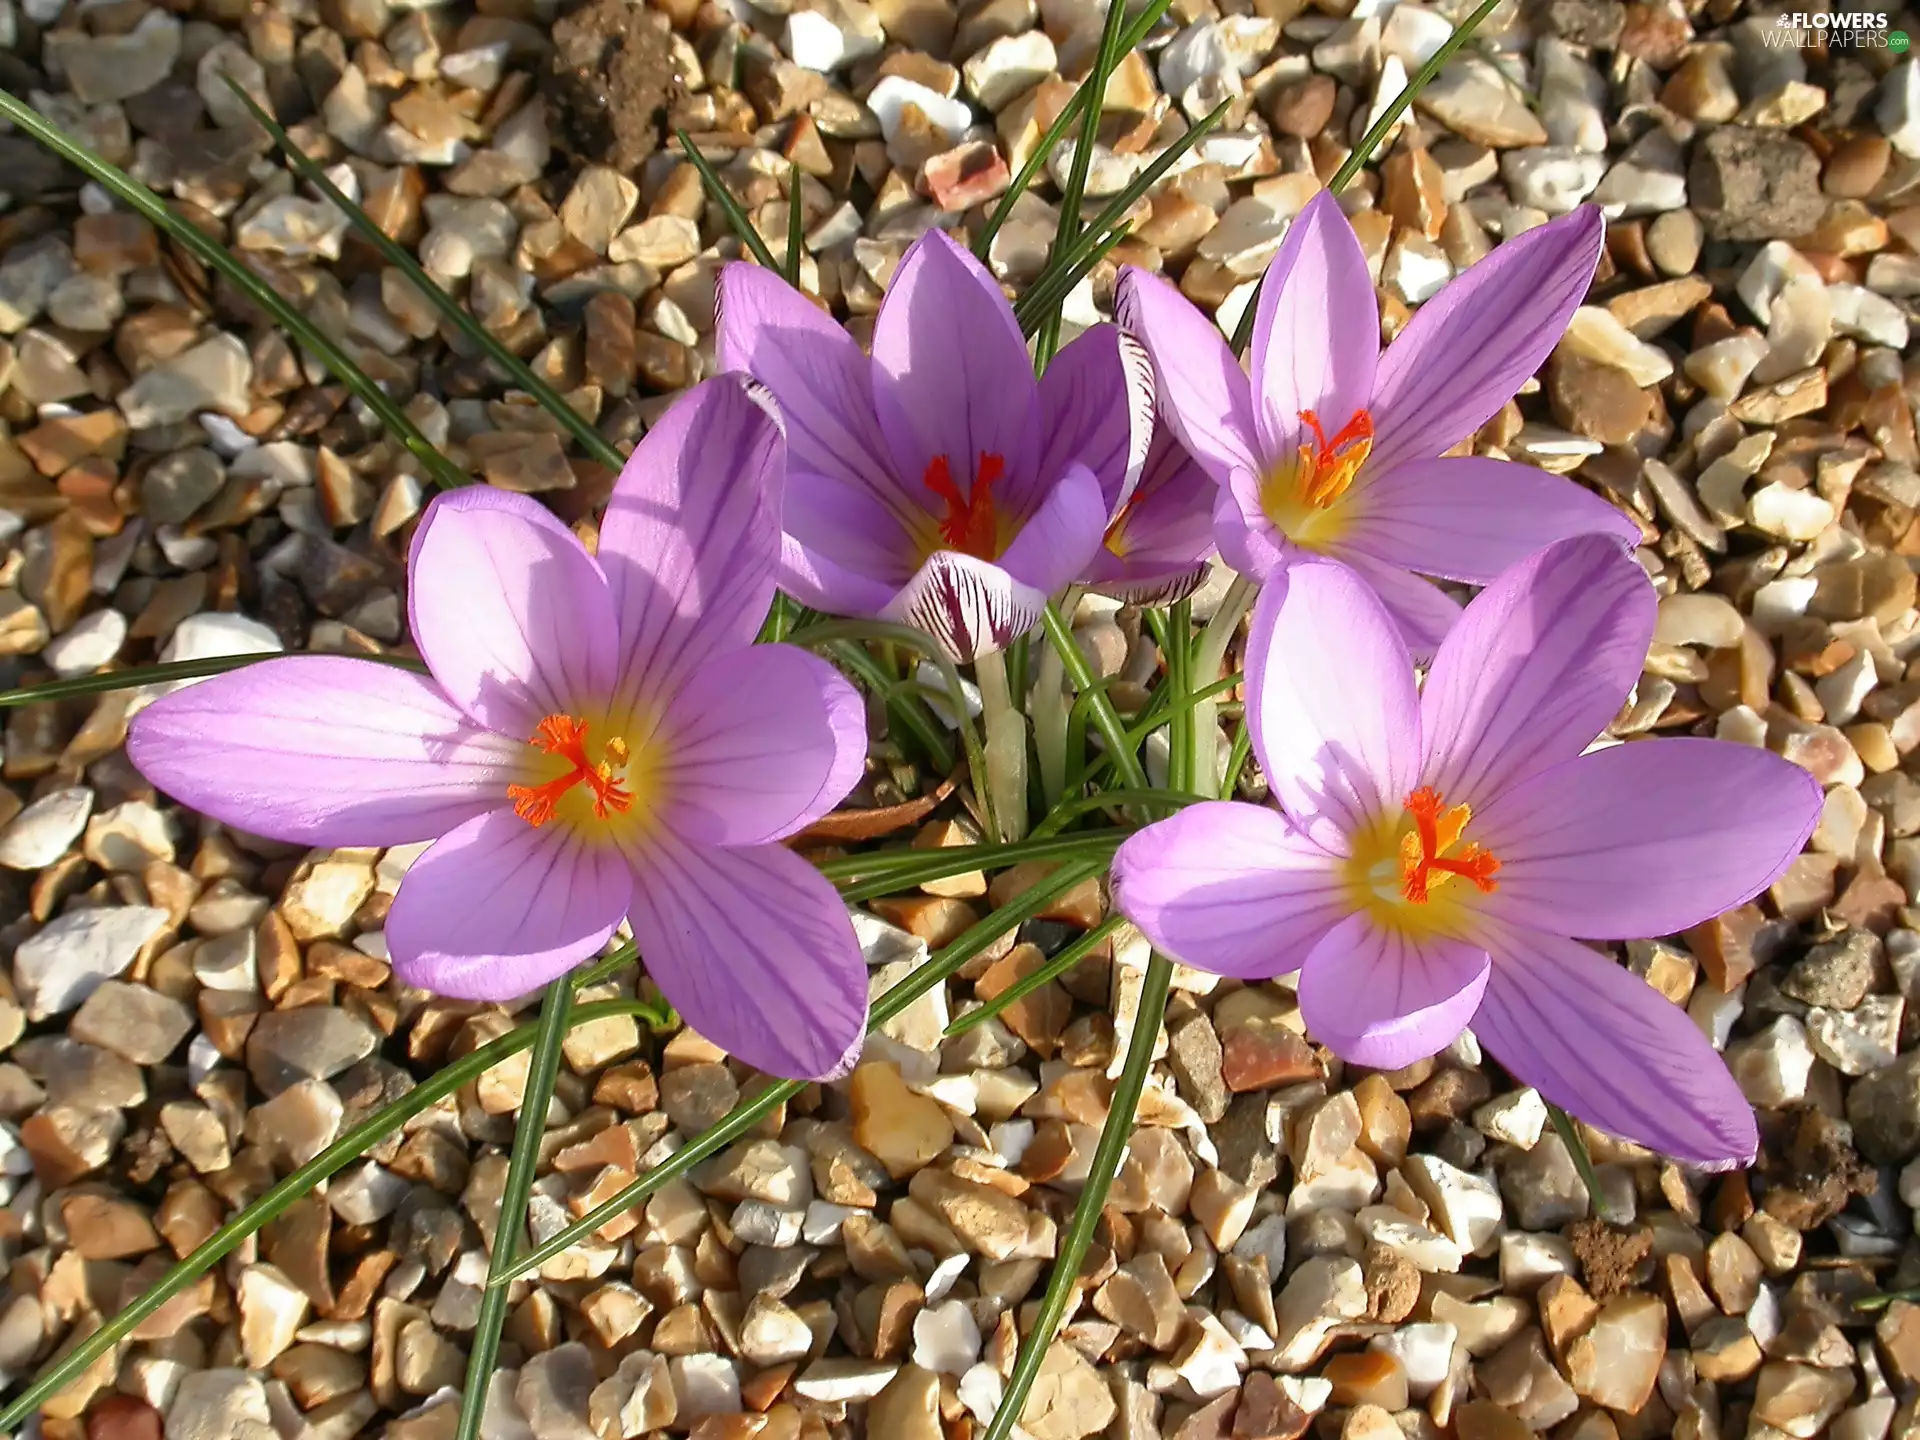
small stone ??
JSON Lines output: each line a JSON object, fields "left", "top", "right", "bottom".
{"left": 849, "top": 1061, "right": 953, "bottom": 1179}
{"left": 518, "top": 1343, "right": 599, "bottom": 1440}
{"left": 14, "top": 905, "right": 168, "bottom": 1020}
{"left": 1689, "top": 128, "right": 1825, "bottom": 242}
{"left": 739, "top": 1294, "right": 815, "bottom": 1367}
{"left": 69, "top": 981, "right": 192, "bottom": 1065}
{"left": 912, "top": 1298, "right": 982, "bottom": 1375}
{"left": 1848, "top": 1052, "right": 1920, "bottom": 1163}
{"left": 1019, "top": 1341, "right": 1116, "bottom": 1440}
{"left": 246, "top": 1006, "right": 378, "bottom": 1096}
{"left": 118, "top": 335, "right": 254, "bottom": 428}
{"left": 162, "top": 1370, "right": 273, "bottom": 1440}
{"left": 0, "top": 786, "right": 92, "bottom": 869}
{"left": 44, "top": 608, "right": 126, "bottom": 677}
{"left": 1565, "top": 1291, "right": 1664, "bottom": 1412}
{"left": 238, "top": 1263, "right": 310, "bottom": 1368}
{"left": 1752, "top": 1361, "right": 1855, "bottom": 1438}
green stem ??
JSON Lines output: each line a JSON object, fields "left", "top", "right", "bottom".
{"left": 981, "top": 954, "right": 1173, "bottom": 1440}
{"left": 1166, "top": 598, "right": 1193, "bottom": 795}
{"left": 1228, "top": 0, "right": 1505, "bottom": 354}
{"left": 454, "top": 980, "right": 575, "bottom": 1440}
{"left": 492, "top": 857, "right": 1110, "bottom": 1285}
{"left": 1032, "top": 641, "right": 1071, "bottom": 809}
{"left": 0, "top": 998, "right": 658, "bottom": 1433}
{"left": 227, "top": 82, "right": 623, "bottom": 473}
{"left": 974, "top": 649, "right": 1027, "bottom": 843}
{"left": 945, "top": 914, "right": 1126, "bottom": 1036}
{"left": 1043, "top": 602, "right": 1148, "bottom": 791}
{"left": 1221, "top": 725, "right": 1254, "bottom": 797}
{"left": 785, "top": 162, "right": 805, "bottom": 286}
{"left": 1187, "top": 576, "right": 1255, "bottom": 801}
{"left": 0, "top": 88, "right": 466, "bottom": 492}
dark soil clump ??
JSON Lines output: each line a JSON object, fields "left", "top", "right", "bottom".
{"left": 543, "top": 0, "right": 680, "bottom": 173}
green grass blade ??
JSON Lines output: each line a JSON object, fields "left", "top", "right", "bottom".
{"left": 1012, "top": 99, "right": 1231, "bottom": 336}
{"left": 976, "top": 0, "right": 1172, "bottom": 259}
{"left": 455, "top": 980, "right": 575, "bottom": 1440}
{"left": 491, "top": 856, "right": 1109, "bottom": 1285}
{"left": 678, "top": 130, "right": 783, "bottom": 273}
{"left": 826, "top": 639, "right": 956, "bottom": 776}
{"left": 224, "top": 81, "right": 625, "bottom": 474}
{"left": 1221, "top": 724, "right": 1254, "bottom": 795}
{"left": 1166, "top": 598, "right": 1193, "bottom": 794}
{"left": 0, "top": 997, "right": 657, "bottom": 1433}
{"left": 981, "top": 953, "right": 1173, "bottom": 1440}
{"left": 786, "top": 163, "right": 805, "bottom": 286}
{"left": 1546, "top": 1102, "right": 1618, "bottom": 1223}
{"left": 0, "top": 88, "right": 467, "bottom": 493}
{"left": 1042, "top": 602, "right": 1148, "bottom": 790}
{"left": 1024, "top": 788, "right": 1198, "bottom": 840}
{"left": 0, "top": 652, "right": 425, "bottom": 710}
{"left": 827, "top": 831, "right": 1124, "bottom": 903}
{"left": 1032, "top": 0, "right": 1135, "bottom": 366}
{"left": 1228, "top": 0, "right": 1504, "bottom": 354}
{"left": 946, "top": 913, "right": 1124, "bottom": 1036}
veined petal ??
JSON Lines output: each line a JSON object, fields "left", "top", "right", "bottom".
{"left": 871, "top": 229, "right": 1041, "bottom": 511}
{"left": 128, "top": 656, "right": 521, "bottom": 846}
{"left": 1115, "top": 265, "right": 1262, "bottom": 485}
{"left": 1332, "top": 550, "right": 1464, "bottom": 663}
{"left": 1084, "top": 429, "right": 1217, "bottom": 600}
{"left": 387, "top": 809, "right": 632, "bottom": 1002}
{"left": 1296, "top": 913, "right": 1490, "bottom": 1070}
{"left": 884, "top": 550, "right": 1045, "bottom": 662}
{"left": 1245, "top": 559, "right": 1421, "bottom": 852}
{"left": 1341, "top": 455, "right": 1640, "bottom": 585}
{"left": 997, "top": 461, "right": 1108, "bottom": 597}
{"left": 1473, "top": 916, "right": 1758, "bottom": 1170}
{"left": 599, "top": 376, "right": 783, "bottom": 707}
{"left": 629, "top": 836, "right": 868, "bottom": 1082}
{"left": 1474, "top": 738, "right": 1822, "bottom": 940}
{"left": 1111, "top": 801, "right": 1350, "bottom": 978}
{"left": 1035, "top": 322, "right": 1155, "bottom": 518}
{"left": 784, "top": 467, "right": 926, "bottom": 591}
{"left": 1250, "top": 191, "right": 1379, "bottom": 463}
{"left": 781, "top": 529, "right": 902, "bottom": 618}
{"left": 1369, "top": 207, "right": 1603, "bottom": 472}
{"left": 1420, "top": 534, "right": 1654, "bottom": 804}
{"left": 716, "top": 261, "right": 910, "bottom": 525}
{"left": 408, "top": 487, "right": 619, "bottom": 736}
{"left": 1213, "top": 470, "right": 1290, "bottom": 581}
{"left": 661, "top": 644, "right": 867, "bottom": 846}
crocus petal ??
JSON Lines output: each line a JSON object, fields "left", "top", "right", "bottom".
{"left": 661, "top": 643, "right": 867, "bottom": 846}
{"left": 1111, "top": 801, "right": 1350, "bottom": 978}
{"left": 1340, "top": 455, "right": 1640, "bottom": 585}
{"left": 628, "top": 836, "right": 868, "bottom": 1081}
{"left": 387, "top": 809, "right": 632, "bottom": 1002}
{"left": 1035, "top": 323, "right": 1155, "bottom": 517}
{"left": 1086, "top": 435, "right": 1218, "bottom": 600}
{"left": 885, "top": 550, "right": 1045, "bottom": 662}
{"left": 1420, "top": 534, "right": 1654, "bottom": 803}
{"left": 997, "top": 461, "right": 1108, "bottom": 596}
{"left": 1250, "top": 191, "right": 1379, "bottom": 463}
{"left": 1332, "top": 550, "right": 1464, "bottom": 662}
{"left": 715, "top": 261, "right": 911, "bottom": 526}
{"left": 1473, "top": 738, "right": 1822, "bottom": 940}
{"left": 784, "top": 467, "right": 925, "bottom": 591}
{"left": 599, "top": 376, "right": 782, "bottom": 707}
{"left": 781, "top": 531, "right": 903, "bottom": 618}
{"left": 1295, "top": 913, "right": 1490, "bottom": 1070}
{"left": 1244, "top": 559, "right": 1421, "bottom": 852}
{"left": 871, "top": 229, "right": 1041, "bottom": 507}
{"left": 129, "top": 656, "right": 522, "bottom": 846}
{"left": 408, "top": 487, "right": 619, "bottom": 736}
{"left": 1472, "top": 916, "right": 1758, "bottom": 1169}
{"left": 1115, "top": 265, "right": 1262, "bottom": 484}
{"left": 1213, "top": 471, "right": 1289, "bottom": 581}
{"left": 1369, "top": 207, "right": 1604, "bottom": 472}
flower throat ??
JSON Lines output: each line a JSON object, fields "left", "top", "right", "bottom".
{"left": 924, "top": 451, "right": 1004, "bottom": 560}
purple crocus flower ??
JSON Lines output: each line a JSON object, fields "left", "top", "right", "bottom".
{"left": 717, "top": 228, "right": 1150, "bottom": 660}
{"left": 1083, "top": 425, "right": 1218, "bottom": 604}
{"left": 1117, "top": 192, "right": 1640, "bottom": 656}
{"left": 128, "top": 377, "right": 872, "bottom": 1082}
{"left": 1112, "top": 536, "right": 1820, "bottom": 1167}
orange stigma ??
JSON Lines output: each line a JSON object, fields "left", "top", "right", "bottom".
{"left": 507, "top": 714, "right": 633, "bottom": 827}
{"left": 924, "top": 451, "right": 1004, "bottom": 560}
{"left": 1398, "top": 786, "right": 1500, "bottom": 904}
{"left": 1295, "top": 408, "right": 1374, "bottom": 510}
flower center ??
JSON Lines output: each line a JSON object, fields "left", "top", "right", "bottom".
{"left": 1346, "top": 785, "right": 1500, "bottom": 936}
{"left": 1260, "top": 408, "right": 1373, "bottom": 548}
{"left": 507, "top": 714, "right": 634, "bottom": 828}
{"left": 924, "top": 451, "right": 1004, "bottom": 561}
{"left": 1104, "top": 487, "right": 1144, "bottom": 559}
{"left": 1397, "top": 786, "right": 1500, "bottom": 903}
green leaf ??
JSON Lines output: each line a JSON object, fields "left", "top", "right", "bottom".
{"left": 825, "top": 831, "right": 1125, "bottom": 902}
{"left": 1041, "top": 602, "right": 1149, "bottom": 791}
{"left": 1546, "top": 1102, "right": 1619, "bottom": 1223}
{"left": 0, "top": 652, "right": 428, "bottom": 710}
{"left": 0, "top": 87, "right": 467, "bottom": 493}
{"left": 490, "top": 856, "right": 1110, "bottom": 1286}
{"left": 981, "top": 953, "right": 1173, "bottom": 1440}
{"left": 224, "top": 80, "right": 627, "bottom": 474}
{"left": 455, "top": 979, "right": 575, "bottom": 1440}
{"left": 1228, "top": 0, "right": 1506, "bottom": 354}
{"left": 975, "top": 0, "right": 1172, "bottom": 259}
{"left": 678, "top": 130, "right": 784, "bottom": 273}
{"left": 0, "top": 996, "right": 659, "bottom": 1434}
{"left": 946, "top": 913, "right": 1125, "bottom": 1036}
{"left": 786, "top": 162, "right": 806, "bottom": 287}
{"left": 1221, "top": 724, "right": 1254, "bottom": 796}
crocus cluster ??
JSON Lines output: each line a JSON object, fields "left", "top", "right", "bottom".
{"left": 131, "top": 378, "right": 872, "bottom": 1083}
